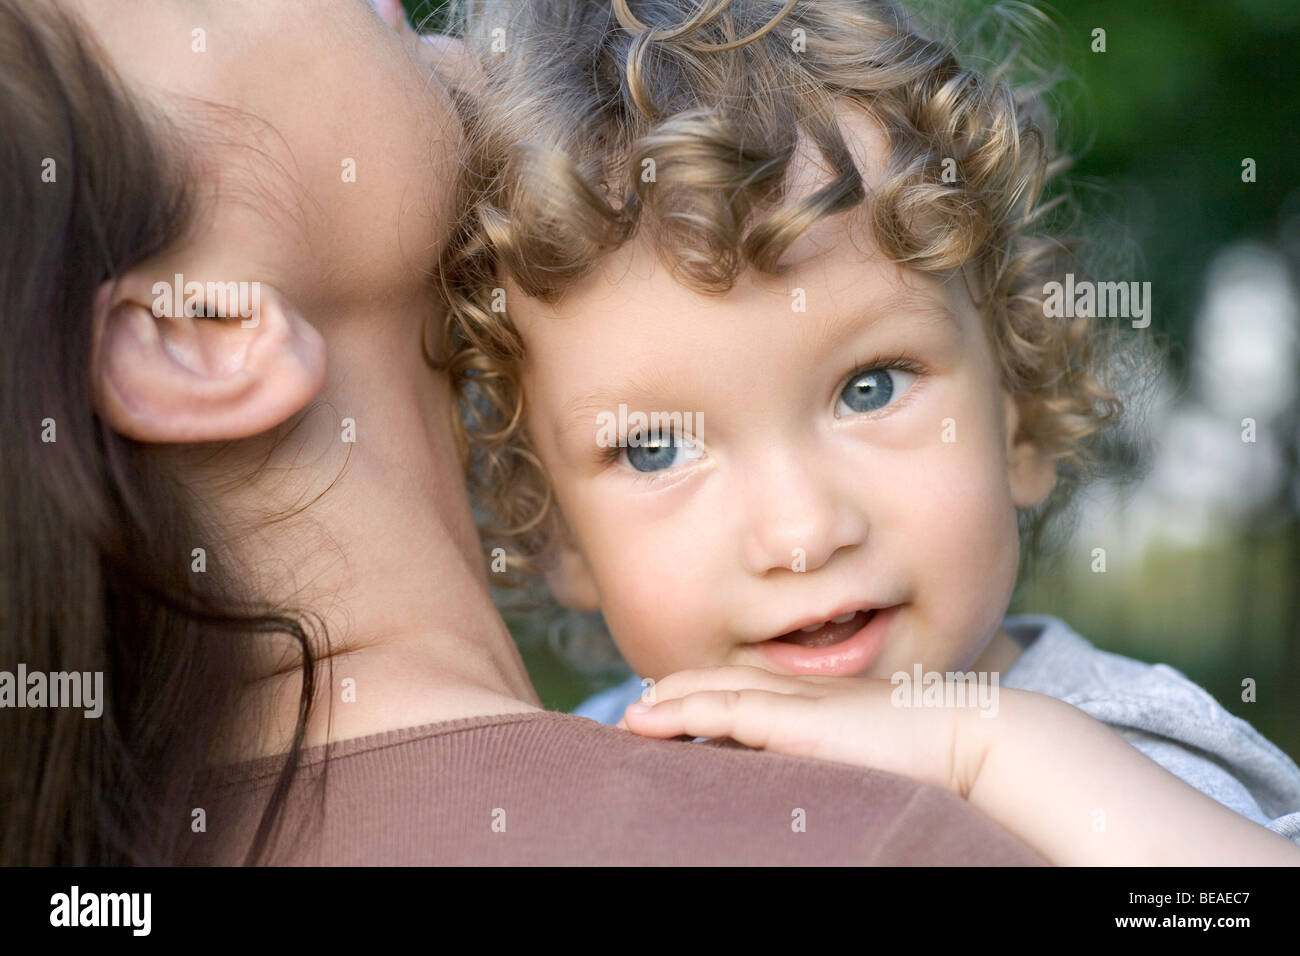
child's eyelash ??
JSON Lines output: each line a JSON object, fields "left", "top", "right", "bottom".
{"left": 835, "top": 351, "right": 929, "bottom": 417}
{"left": 844, "top": 350, "right": 927, "bottom": 379}
{"left": 596, "top": 437, "right": 635, "bottom": 466}
{"left": 592, "top": 353, "right": 927, "bottom": 467}
{"left": 595, "top": 427, "right": 689, "bottom": 468}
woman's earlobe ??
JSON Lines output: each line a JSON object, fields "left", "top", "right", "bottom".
{"left": 91, "top": 275, "right": 327, "bottom": 443}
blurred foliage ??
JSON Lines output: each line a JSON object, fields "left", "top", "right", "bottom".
{"left": 404, "top": 0, "right": 1300, "bottom": 760}
{"left": 1014, "top": 525, "right": 1300, "bottom": 760}
{"left": 402, "top": 0, "right": 449, "bottom": 31}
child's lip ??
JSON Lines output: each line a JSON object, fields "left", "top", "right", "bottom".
{"left": 753, "top": 605, "right": 901, "bottom": 677}
{"left": 768, "top": 601, "right": 891, "bottom": 639}
{"left": 772, "top": 609, "right": 874, "bottom": 647}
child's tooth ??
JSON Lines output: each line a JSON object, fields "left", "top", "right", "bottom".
{"left": 830, "top": 612, "right": 856, "bottom": 624}
{"left": 800, "top": 622, "right": 824, "bottom": 632}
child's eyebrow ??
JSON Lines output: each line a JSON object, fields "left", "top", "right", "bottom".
{"left": 802, "top": 290, "right": 962, "bottom": 354}
{"left": 550, "top": 291, "right": 960, "bottom": 452}
{"left": 556, "top": 372, "right": 678, "bottom": 448}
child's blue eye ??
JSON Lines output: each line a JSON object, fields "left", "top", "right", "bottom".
{"left": 836, "top": 366, "right": 917, "bottom": 416}
{"left": 623, "top": 430, "right": 703, "bottom": 473}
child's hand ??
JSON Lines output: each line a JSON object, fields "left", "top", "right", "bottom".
{"left": 617, "top": 666, "right": 982, "bottom": 796}
{"left": 619, "top": 665, "right": 1300, "bottom": 864}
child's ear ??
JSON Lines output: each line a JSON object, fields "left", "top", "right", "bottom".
{"left": 1003, "top": 392, "right": 1057, "bottom": 508}
{"left": 544, "top": 533, "right": 601, "bottom": 612}
{"left": 91, "top": 273, "right": 327, "bottom": 443}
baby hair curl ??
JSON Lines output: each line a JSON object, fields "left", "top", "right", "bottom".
{"left": 437, "top": 0, "right": 1140, "bottom": 587}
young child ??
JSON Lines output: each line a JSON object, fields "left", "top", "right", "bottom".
{"left": 439, "top": 0, "right": 1300, "bottom": 864}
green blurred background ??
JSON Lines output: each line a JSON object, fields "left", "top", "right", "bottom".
{"left": 404, "top": 0, "right": 1300, "bottom": 761}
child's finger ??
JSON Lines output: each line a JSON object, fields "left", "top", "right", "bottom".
{"left": 644, "top": 664, "right": 823, "bottom": 704}
{"left": 622, "top": 688, "right": 818, "bottom": 757}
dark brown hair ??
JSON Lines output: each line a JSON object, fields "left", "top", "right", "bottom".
{"left": 0, "top": 0, "right": 316, "bottom": 866}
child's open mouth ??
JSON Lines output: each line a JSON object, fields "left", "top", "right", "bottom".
{"left": 757, "top": 606, "right": 899, "bottom": 676}
{"left": 773, "top": 609, "right": 875, "bottom": 648}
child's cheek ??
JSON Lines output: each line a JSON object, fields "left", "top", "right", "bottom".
{"left": 589, "top": 531, "right": 719, "bottom": 680}
{"left": 896, "top": 421, "right": 1021, "bottom": 671}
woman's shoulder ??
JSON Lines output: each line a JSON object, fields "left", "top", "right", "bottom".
{"left": 204, "top": 709, "right": 556, "bottom": 789}
{"left": 194, "top": 709, "right": 1048, "bottom": 866}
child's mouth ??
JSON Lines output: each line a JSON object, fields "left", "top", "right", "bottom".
{"left": 773, "top": 609, "right": 874, "bottom": 648}
{"left": 757, "top": 605, "right": 899, "bottom": 677}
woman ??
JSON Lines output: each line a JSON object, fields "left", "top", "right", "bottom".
{"left": 0, "top": 0, "right": 1044, "bottom": 865}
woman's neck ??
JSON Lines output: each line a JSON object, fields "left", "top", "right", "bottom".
{"left": 202, "top": 307, "right": 541, "bottom": 762}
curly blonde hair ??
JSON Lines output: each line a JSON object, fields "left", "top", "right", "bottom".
{"left": 437, "top": 0, "right": 1132, "bottom": 584}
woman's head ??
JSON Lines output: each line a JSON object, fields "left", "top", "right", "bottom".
{"left": 443, "top": 0, "right": 1127, "bottom": 677}
{"left": 1, "top": 0, "right": 461, "bottom": 864}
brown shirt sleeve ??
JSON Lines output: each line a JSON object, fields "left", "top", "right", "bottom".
{"left": 193, "top": 710, "right": 1047, "bottom": 865}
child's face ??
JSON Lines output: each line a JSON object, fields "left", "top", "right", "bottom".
{"left": 511, "top": 115, "right": 1057, "bottom": 682}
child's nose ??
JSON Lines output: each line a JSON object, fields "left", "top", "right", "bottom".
{"left": 737, "top": 452, "right": 870, "bottom": 576}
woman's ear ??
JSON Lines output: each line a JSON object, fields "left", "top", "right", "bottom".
{"left": 544, "top": 533, "right": 601, "bottom": 612}
{"left": 91, "top": 273, "right": 327, "bottom": 443}
{"left": 1003, "top": 392, "right": 1058, "bottom": 508}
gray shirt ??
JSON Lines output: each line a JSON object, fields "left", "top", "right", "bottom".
{"left": 574, "top": 614, "right": 1300, "bottom": 844}
{"left": 998, "top": 613, "right": 1300, "bottom": 844}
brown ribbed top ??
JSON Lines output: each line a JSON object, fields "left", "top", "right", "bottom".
{"left": 193, "top": 709, "right": 1047, "bottom": 865}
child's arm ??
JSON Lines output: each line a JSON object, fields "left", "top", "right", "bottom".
{"left": 618, "top": 666, "right": 1300, "bottom": 865}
